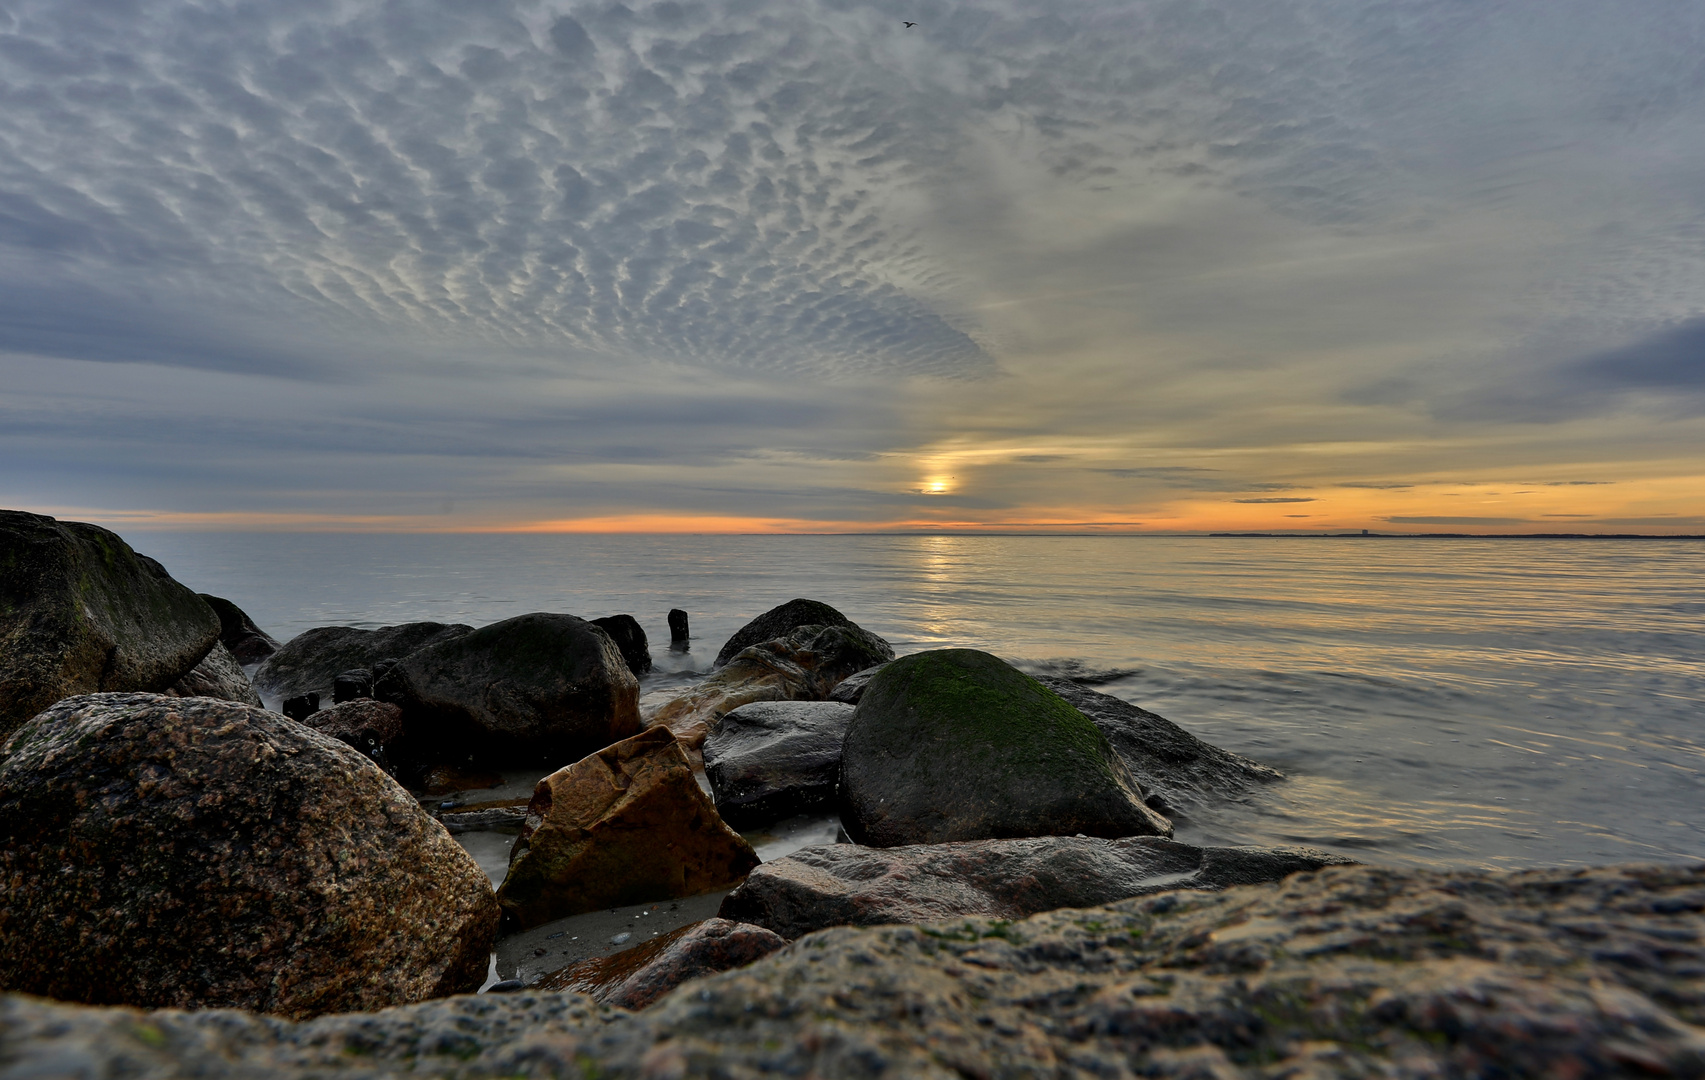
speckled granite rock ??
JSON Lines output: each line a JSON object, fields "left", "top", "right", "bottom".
{"left": 198, "top": 593, "right": 280, "bottom": 666}
{"left": 703, "top": 700, "right": 854, "bottom": 827}
{"left": 713, "top": 598, "right": 871, "bottom": 668}
{"left": 496, "top": 726, "right": 759, "bottom": 929}
{"left": 166, "top": 641, "right": 264, "bottom": 707}
{"left": 840, "top": 649, "right": 1174, "bottom": 846}
{"left": 0, "top": 693, "right": 499, "bottom": 1019}
{"left": 4, "top": 862, "right": 1703, "bottom": 1077}
{"left": 301, "top": 698, "right": 406, "bottom": 766}
{"left": 718, "top": 836, "right": 1354, "bottom": 939}
{"left": 0, "top": 509, "right": 219, "bottom": 737}
{"left": 380, "top": 613, "right": 641, "bottom": 768}
{"left": 645, "top": 624, "right": 893, "bottom": 753}
{"left": 536, "top": 918, "right": 786, "bottom": 1009}
{"left": 1040, "top": 677, "right": 1283, "bottom": 813}
{"left": 253, "top": 621, "right": 473, "bottom": 703}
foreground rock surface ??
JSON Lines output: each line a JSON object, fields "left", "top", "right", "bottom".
{"left": 166, "top": 640, "right": 264, "bottom": 707}
{"left": 703, "top": 700, "right": 854, "bottom": 827}
{"left": 0, "top": 510, "right": 219, "bottom": 737}
{"left": 713, "top": 597, "right": 862, "bottom": 667}
{"left": 719, "top": 836, "right": 1355, "bottom": 939}
{"left": 841, "top": 649, "right": 1173, "bottom": 846}
{"left": 382, "top": 612, "right": 641, "bottom": 767}
{"left": 5, "top": 862, "right": 1704, "bottom": 1077}
{"left": 536, "top": 918, "right": 786, "bottom": 1009}
{"left": 198, "top": 593, "right": 280, "bottom": 665}
{"left": 1042, "top": 677, "right": 1283, "bottom": 812}
{"left": 497, "top": 726, "right": 759, "bottom": 929}
{"left": 0, "top": 694, "right": 499, "bottom": 1018}
{"left": 645, "top": 623, "right": 892, "bottom": 753}
{"left": 253, "top": 621, "right": 472, "bottom": 703}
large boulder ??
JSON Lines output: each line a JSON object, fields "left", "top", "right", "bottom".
{"left": 197, "top": 593, "right": 280, "bottom": 665}
{"left": 165, "top": 640, "right": 264, "bottom": 707}
{"left": 713, "top": 598, "right": 863, "bottom": 668}
{"left": 0, "top": 693, "right": 498, "bottom": 1019}
{"left": 703, "top": 701, "right": 854, "bottom": 827}
{"left": 592, "top": 614, "right": 652, "bottom": 677}
{"left": 7, "top": 863, "right": 1705, "bottom": 1077}
{"left": 718, "top": 836, "right": 1353, "bottom": 939}
{"left": 1040, "top": 677, "right": 1283, "bottom": 813}
{"left": 252, "top": 621, "right": 473, "bottom": 703}
{"left": 379, "top": 612, "right": 641, "bottom": 768}
{"left": 537, "top": 918, "right": 786, "bottom": 1009}
{"left": 839, "top": 649, "right": 1173, "bottom": 846}
{"left": 0, "top": 510, "right": 219, "bottom": 738}
{"left": 646, "top": 624, "right": 892, "bottom": 754}
{"left": 496, "top": 726, "right": 759, "bottom": 930}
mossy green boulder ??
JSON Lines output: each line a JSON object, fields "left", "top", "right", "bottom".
{"left": 839, "top": 649, "right": 1173, "bottom": 846}
{"left": 0, "top": 510, "right": 219, "bottom": 737}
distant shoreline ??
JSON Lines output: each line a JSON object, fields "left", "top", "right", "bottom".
{"left": 1207, "top": 532, "right": 1705, "bottom": 540}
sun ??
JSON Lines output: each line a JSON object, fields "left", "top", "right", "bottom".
{"left": 922, "top": 476, "right": 954, "bottom": 494}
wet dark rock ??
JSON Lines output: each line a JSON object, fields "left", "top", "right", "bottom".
{"left": 8, "top": 862, "right": 1705, "bottom": 1077}
{"left": 282, "top": 692, "right": 320, "bottom": 722}
{"left": 647, "top": 624, "right": 893, "bottom": 753}
{"left": 0, "top": 693, "right": 499, "bottom": 1019}
{"left": 1040, "top": 677, "right": 1283, "bottom": 814}
{"left": 703, "top": 700, "right": 854, "bottom": 827}
{"left": 826, "top": 662, "right": 887, "bottom": 704}
{"left": 0, "top": 510, "right": 220, "bottom": 738}
{"left": 302, "top": 698, "right": 404, "bottom": 759}
{"left": 497, "top": 726, "right": 759, "bottom": 930}
{"left": 591, "top": 615, "right": 652, "bottom": 677}
{"left": 538, "top": 918, "right": 786, "bottom": 1009}
{"left": 839, "top": 649, "right": 1173, "bottom": 846}
{"left": 718, "top": 835, "right": 1353, "bottom": 939}
{"left": 668, "top": 607, "right": 689, "bottom": 645}
{"left": 198, "top": 593, "right": 280, "bottom": 666}
{"left": 382, "top": 612, "right": 641, "bottom": 768}
{"left": 253, "top": 622, "right": 473, "bottom": 704}
{"left": 713, "top": 598, "right": 865, "bottom": 668}
{"left": 484, "top": 979, "right": 526, "bottom": 994}
{"left": 166, "top": 641, "right": 264, "bottom": 707}
{"left": 333, "top": 668, "right": 374, "bottom": 704}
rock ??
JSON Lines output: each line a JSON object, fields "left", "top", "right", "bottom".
{"left": 252, "top": 621, "right": 473, "bottom": 704}
{"left": 8, "top": 862, "right": 1705, "bottom": 1077}
{"left": 839, "top": 649, "right": 1173, "bottom": 846}
{"left": 496, "top": 726, "right": 759, "bottom": 930}
{"left": 380, "top": 612, "right": 641, "bottom": 768}
{"left": 703, "top": 701, "right": 854, "bottom": 827}
{"left": 718, "top": 835, "right": 1353, "bottom": 939}
{"left": 301, "top": 698, "right": 404, "bottom": 760}
{"left": 0, "top": 510, "right": 220, "bottom": 738}
{"left": 591, "top": 615, "right": 652, "bottom": 677}
{"left": 333, "top": 668, "right": 374, "bottom": 703}
{"left": 1040, "top": 677, "right": 1283, "bottom": 813}
{"left": 165, "top": 641, "right": 264, "bottom": 707}
{"left": 0, "top": 693, "right": 499, "bottom": 1019}
{"left": 826, "top": 662, "right": 887, "bottom": 704}
{"left": 537, "top": 918, "right": 787, "bottom": 1009}
{"left": 417, "top": 763, "right": 504, "bottom": 795}
{"left": 714, "top": 598, "right": 865, "bottom": 667}
{"left": 646, "top": 624, "right": 893, "bottom": 753}
{"left": 668, "top": 607, "right": 689, "bottom": 645}
{"left": 198, "top": 593, "right": 280, "bottom": 665}
{"left": 282, "top": 692, "right": 320, "bottom": 722}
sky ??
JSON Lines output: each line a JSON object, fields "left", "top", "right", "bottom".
{"left": 2, "top": 0, "right": 1703, "bottom": 534}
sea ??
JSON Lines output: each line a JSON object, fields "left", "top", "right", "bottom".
{"left": 138, "top": 532, "right": 1705, "bottom": 873}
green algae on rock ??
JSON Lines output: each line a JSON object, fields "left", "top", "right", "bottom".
{"left": 839, "top": 648, "right": 1174, "bottom": 846}
{"left": 0, "top": 509, "right": 220, "bottom": 737}
{"left": 0, "top": 693, "right": 498, "bottom": 1019}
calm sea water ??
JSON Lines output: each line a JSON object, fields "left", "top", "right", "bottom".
{"left": 137, "top": 532, "right": 1705, "bottom": 872}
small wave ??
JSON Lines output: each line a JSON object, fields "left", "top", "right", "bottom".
{"left": 1017, "top": 658, "right": 1144, "bottom": 685}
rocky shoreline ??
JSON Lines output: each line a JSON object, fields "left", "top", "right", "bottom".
{"left": 3, "top": 508, "right": 1701, "bottom": 1077}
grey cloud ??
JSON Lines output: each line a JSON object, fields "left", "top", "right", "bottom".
{"left": 1577, "top": 317, "right": 1705, "bottom": 390}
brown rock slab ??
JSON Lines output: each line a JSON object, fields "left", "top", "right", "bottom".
{"left": 719, "top": 835, "right": 1355, "bottom": 939}
{"left": 497, "top": 726, "right": 759, "bottom": 930}
{"left": 536, "top": 918, "right": 786, "bottom": 1009}
{"left": 0, "top": 693, "right": 499, "bottom": 1019}
{"left": 646, "top": 623, "right": 892, "bottom": 753}
{"left": 0, "top": 510, "right": 219, "bottom": 738}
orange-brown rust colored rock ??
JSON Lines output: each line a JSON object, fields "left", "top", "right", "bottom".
{"left": 0, "top": 693, "right": 499, "bottom": 1019}
{"left": 497, "top": 726, "right": 760, "bottom": 930}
